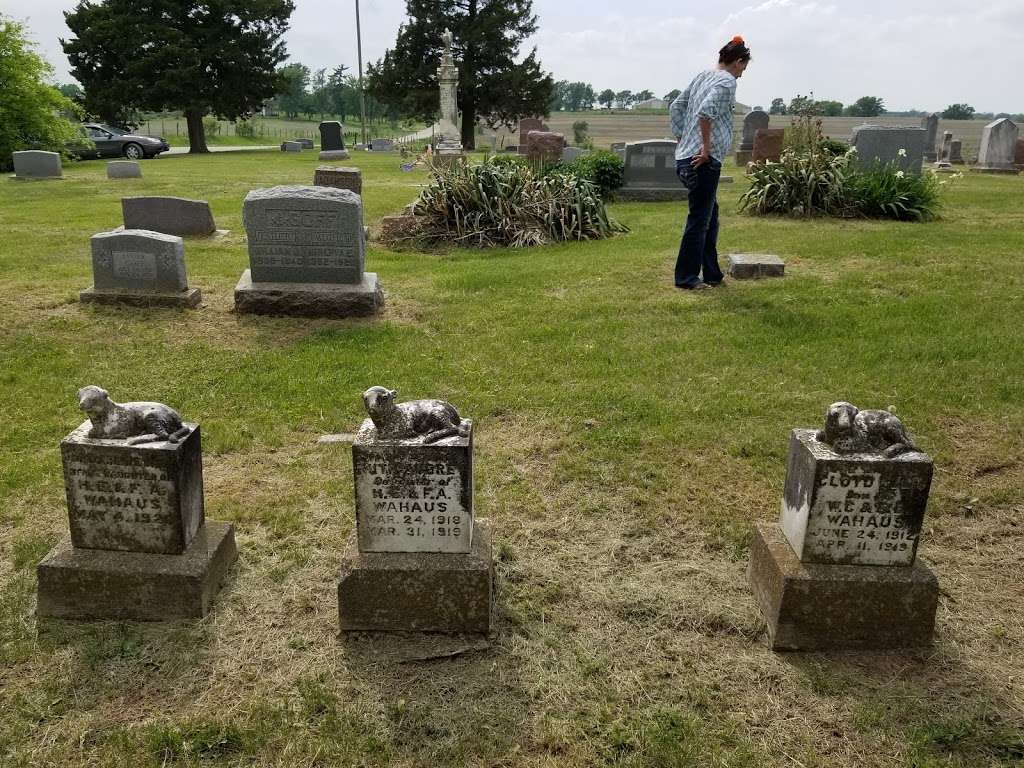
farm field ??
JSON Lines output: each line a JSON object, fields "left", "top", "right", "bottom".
{"left": 1, "top": 150, "right": 1023, "bottom": 767}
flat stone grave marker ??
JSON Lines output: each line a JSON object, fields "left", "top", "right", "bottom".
{"left": 36, "top": 387, "right": 237, "bottom": 621}
{"left": 319, "top": 150, "right": 350, "bottom": 161}
{"left": 281, "top": 141, "right": 303, "bottom": 152}
{"left": 295, "top": 138, "right": 314, "bottom": 149}
{"left": 747, "top": 403, "right": 938, "bottom": 650}
{"left": 337, "top": 387, "right": 493, "bottom": 633}
{"left": 80, "top": 229, "right": 201, "bottom": 308}
{"left": 234, "top": 185, "right": 383, "bottom": 317}
{"left": 370, "top": 138, "right": 394, "bottom": 151}
{"left": 319, "top": 121, "right": 345, "bottom": 151}
{"left": 12, "top": 150, "right": 63, "bottom": 179}
{"left": 314, "top": 166, "right": 362, "bottom": 194}
{"left": 850, "top": 126, "right": 926, "bottom": 175}
{"left": 122, "top": 196, "right": 217, "bottom": 237}
{"left": 107, "top": 160, "right": 142, "bottom": 179}
{"left": 728, "top": 253, "right": 785, "bottom": 279}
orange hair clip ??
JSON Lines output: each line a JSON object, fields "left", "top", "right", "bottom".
{"left": 731, "top": 35, "right": 745, "bottom": 44}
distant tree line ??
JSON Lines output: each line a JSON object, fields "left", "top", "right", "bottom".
{"left": 769, "top": 95, "right": 886, "bottom": 117}
{"left": 273, "top": 63, "right": 396, "bottom": 124}
{"left": 549, "top": 82, "right": 685, "bottom": 111}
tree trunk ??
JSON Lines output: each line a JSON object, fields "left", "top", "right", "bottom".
{"left": 185, "top": 109, "right": 209, "bottom": 153}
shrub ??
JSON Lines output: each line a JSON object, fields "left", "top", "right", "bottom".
{"left": 411, "top": 159, "right": 628, "bottom": 248}
{"left": 562, "top": 150, "right": 625, "bottom": 199}
{"left": 235, "top": 119, "right": 257, "bottom": 139}
{"left": 820, "top": 138, "right": 848, "bottom": 156}
{"left": 845, "top": 163, "right": 942, "bottom": 221}
{"left": 739, "top": 149, "right": 851, "bottom": 217}
{"left": 572, "top": 120, "right": 593, "bottom": 148}
{"left": 202, "top": 116, "right": 221, "bottom": 137}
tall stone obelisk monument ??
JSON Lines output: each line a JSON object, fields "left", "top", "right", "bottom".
{"left": 435, "top": 28, "right": 464, "bottom": 158}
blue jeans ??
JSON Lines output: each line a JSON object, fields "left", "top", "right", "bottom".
{"left": 674, "top": 157, "right": 723, "bottom": 287}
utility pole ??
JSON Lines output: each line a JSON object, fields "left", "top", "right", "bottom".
{"left": 355, "top": 0, "right": 368, "bottom": 147}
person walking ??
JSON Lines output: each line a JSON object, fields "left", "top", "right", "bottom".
{"left": 670, "top": 37, "right": 751, "bottom": 290}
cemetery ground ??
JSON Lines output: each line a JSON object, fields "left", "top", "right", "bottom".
{"left": 2, "top": 149, "right": 1023, "bottom": 767}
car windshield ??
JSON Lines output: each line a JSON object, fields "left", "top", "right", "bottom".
{"left": 99, "top": 125, "right": 126, "bottom": 135}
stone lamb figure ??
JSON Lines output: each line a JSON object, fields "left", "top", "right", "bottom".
{"left": 816, "top": 401, "right": 918, "bottom": 457}
{"left": 362, "top": 386, "right": 470, "bottom": 444}
{"left": 78, "top": 386, "right": 190, "bottom": 445}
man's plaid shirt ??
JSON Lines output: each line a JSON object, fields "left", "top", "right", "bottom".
{"left": 670, "top": 69, "right": 737, "bottom": 162}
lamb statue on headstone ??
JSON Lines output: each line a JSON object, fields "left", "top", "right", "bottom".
{"left": 362, "top": 386, "right": 469, "bottom": 444}
{"left": 78, "top": 385, "right": 190, "bottom": 445}
{"left": 816, "top": 401, "right": 918, "bottom": 457}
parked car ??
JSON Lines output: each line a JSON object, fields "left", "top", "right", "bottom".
{"left": 70, "top": 123, "right": 170, "bottom": 160}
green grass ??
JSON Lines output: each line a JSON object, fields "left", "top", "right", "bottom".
{"left": 1, "top": 151, "right": 1023, "bottom": 766}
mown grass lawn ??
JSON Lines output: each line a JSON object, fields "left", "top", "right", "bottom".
{"left": 1, "top": 150, "right": 1022, "bottom": 767}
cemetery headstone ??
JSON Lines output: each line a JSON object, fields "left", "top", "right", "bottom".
{"left": 107, "top": 160, "right": 142, "bottom": 179}
{"left": 36, "top": 386, "right": 237, "bottom": 620}
{"left": 750, "top": 128, "right": 785, "bottom": 165}
{"left": 122, "top": 196, "right": 217, "bottom": 237}
{"left": 939, "top": 131, "right": 953, "bottom": 163}
{"left": 728, "top": 253, "right": 785, "bottom": 279}
{"left": 295, "top": 138, "right": 314, "bottom": 149}
{"left": 921, "top": 113, "right": 939, "bottom": 161}
{"left": 370, "top": 138, "right": 394, "bottom": 151}
{"left": 949, "top": 139, "right": 964, "bottom": 164}
{"left": 319, "top": 150, "right": 350, "bottom": 161}
{"left": 526, "top": 131, "right": 566, "bottom": 164}
{"left": 1016, "top": 138, "right": 1024, "bottom": 169}
{"left": 281, "top": 141, "right": 303, "bottom": 152}
{"left": 434, "top": 28, "right": 465, "bottom": 161}
{"left": 518, "top": 117, "right": 548, "bottom": 154}
{"left": 12, "top": 150, "right": 63, "bottom": 179}
{"left": 736, "top": 109, "right": 769, "bottom": 165}
{"left": 319, "top": 121, "right": 345, "bottom": 151}
{"left": 355, "top": 143, "right": 367, "bottom": 151}
{"left": 234, "top": 185, "right": 383, "bottom": 317}
{"left": 561, "top": 146, "right": 591, "bottom": 162}
{"left": 617, "top": 139, "right": 696, "bottom": 202}
{"left": 972, "top": 118, "right": 1020, "bottom": 174}
{"left": 338, "top": 386, "right": 493, "bottom": 632}
{"left": 850, "top": 126, "right": 926, "bottom": 175}
{"left": 314, "top": 166, "right": 362, "bottom": 194}
{"left": 747, "top": 402, "right": 938, "bottom": 650}
{"left": 611, "top": 142, "right": 626, "bottom": 160}
{"left": 80, "top": 229, "right": 201, "bottom": 308}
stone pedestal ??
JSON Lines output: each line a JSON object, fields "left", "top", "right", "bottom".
{"left": 728, "top": 254, "right": 785, "bottom": 279}
{"left": 81, "top": 286, "right": 201, "bottom": 308}
{"left": 748, "top": 523, "right": 938, "bottom": 651}
{"left": 338, "top": 519, "right": 493, "bottom": 633}
{"left": 234, "top": 269, "right": 383, "bottom": 317}
{"left": 38, "top": 522, "right": 237, "bottom": 621}
{"left": 314, "top": 166, "right": 361, "bottom": 194}
{"left": 318, "top": 150, "right": 350, "bottom": 162}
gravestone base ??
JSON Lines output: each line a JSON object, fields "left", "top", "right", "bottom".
{"left": 338, "top": 519, "right": 493, "bottom": 633}
{"left": 37, "top": 522, "right": 237, "bottom": 621}
{"left": 969, "top": 166, "right": 1020, "bottom": 175}
{"left": 734, "top": 150, "right": 752, "bottom": 166}
{"left": 80, "top": 286, "right": 202, "bottom": 308}
{"left": 234, "top": 269, "right": 383, "bottom": 318}
{"left": 728, "top": 254, "right": 785, "bottom": 279}
{"left": 319, "top": 150, "right": 350, "bottom": 161}
{"left": 748, "top": 522, "right": 938, "bottom": 651}
{"left": 616, "top": 187, "right": 689, "bottom": 202}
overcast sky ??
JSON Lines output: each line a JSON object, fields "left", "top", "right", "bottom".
{"left": 10, "top": 0, "right": 1024, "bottom": 113}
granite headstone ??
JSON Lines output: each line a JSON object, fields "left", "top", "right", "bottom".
{"left": 122, "top": 197, "right": 217, "bottom": 237}
{"left": 850, "top": 126, "right": 926, "bottom": 175}
{"left": 972, "top": 118, "right": 1019, "bottom": 173}
{"left": 12, "top": 150, "right": 63, "bottom": 179}
{"left": 736, "top": 109, "right": 769, "bottom": 165}
{"left": 921, "top": 113, "right": 939, "bottom": 161}
{"left": 319, "top": 121, "right": 345, "bottom": 151}
{"left": 80, "top": 229, "right": 201, "bottom": 308}
{"left": 107, "top": 160, "right": 142, "bottom": 179}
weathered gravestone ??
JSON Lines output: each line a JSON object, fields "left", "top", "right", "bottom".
{"left": 80, "top": 229, "right": 201, "bottom": 308}
{"left": 526, "top": 131, "right": 566, "bottom": 164}
{"left": 319, "top": 121, "right": 345, "bottom": 151}
{"left": 736, "top": 109, "right": 769, "bottom": 165}
{"left": 370, "top": 138, "right": 394, "bottom": 152}
{"left": 728, "top": 253, "right": 785, "bottom": 280}
{"left": 314, "top": 166, "right": 362, "bottom": 194}
{"left": 12, "top": 150, "right": 63, "bottom": 179}
{"left": 939, "top": 131, "right": 953, "bottom": 162}
{"left": 295, "top": 138, "right": 314, "bottom": 149}
{"left": 618, "top": 139, "right": 687, "bottom": 202}
{"left": 107, "top": 160, "right": 142, "bottom": 179}
{"left": 921, "top": 113, "right": 939, "bottom": 161}
{"left": 281, "top": 141, "right": 303, "bottom": 152}
{"left": 319, "top": 150, "right": 350, "bottom": 161}
{"left": 36, "top": 386, "right": 237, "bottom": 620}
{"left": 561, "top": 146, "right": 591, "bottom": 162}
{"left": 747, "top": 402, "right": 938, "bottom": 650}
{"left": 122, "top": 196, "right": 217, "bottom": 237}
{"left": 518, "top": 118, "right": 548, "bottom": 154}
{"left": 750, "top": 128, "right": 785, "bottom": 165}
{"left": 611, "top": 142, "right": 626, "bottom": 160}
{"left": 972, "top": 118, "right": 1020, "bottom": 174}
{"left": 949, "top": 139, "right": 964, "bottom": 164}
{"left": 338, "top": 386, "right": 493, "bottom": 632}
{"left": 850, "top": 126, "right": 926, "bottom": 175}
{"left": 1016, "top": 138, "right": 1024, "bottom": 169}
{"left": 234, "top": 186, "right": 383, "bottom": 317}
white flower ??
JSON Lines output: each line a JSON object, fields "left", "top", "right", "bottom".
{"left": 897, "top": 148, "right": 907, "bottom": 157}
{"left": 895, "top": 170, "right": 905, "bottom": 179}
{"left": 846, "top": 146, "right": 858, "bottom": 155}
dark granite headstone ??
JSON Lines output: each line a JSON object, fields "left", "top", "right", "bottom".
{"left": 122, "top": 197, "right": 216, "bottom": 237}
{"left": 751, "top": 128, "right": 785, "bottom": 164}
{"left": 319, "top": 121, "right": 345, "bottom": 151}
{"left": 850, "top": 126, "right": 926, "bottom": 175}
{"left": 617, "top": 139, "right": 689, "bottom": 202}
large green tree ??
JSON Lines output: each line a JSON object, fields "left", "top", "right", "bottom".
{"left": 62, "top": 0, "right": 294, "bottom": 153}
{"left": 366, "top": 0, "right": 553, "bottom": 149}
{"left": 0, "top": 16, "right": 82, "bottom": 171}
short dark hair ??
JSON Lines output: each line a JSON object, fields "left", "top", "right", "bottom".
{"left": 719, "top": 37, "right": 751, "bottom": 65}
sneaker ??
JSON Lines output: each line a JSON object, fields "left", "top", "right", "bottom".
{"left": 677, "top": 281, "right": 713, "bottom": 291}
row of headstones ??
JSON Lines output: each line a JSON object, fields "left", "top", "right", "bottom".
{"left": 38, "top": 390, "right": 940, "bottom": 651}
{"left": 735, "top": 109, "right": 1023, "bottom": 176}
{"left": 11, "top": 151, "right": 145, "bottom": 180}
{"left": 79, "top": 166, "right": 383, "bottom": 317}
